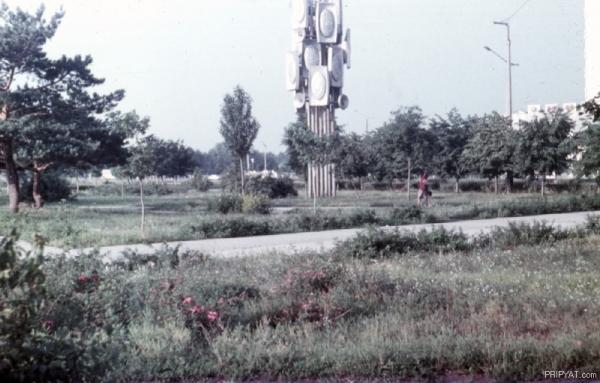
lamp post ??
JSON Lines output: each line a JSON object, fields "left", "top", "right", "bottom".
{"left": 485, "top": 21, "right": 518, "bottom": 120}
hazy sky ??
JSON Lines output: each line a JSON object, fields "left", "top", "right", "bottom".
{"left": 4, "top": 0, "right": 585, "bottom": 151}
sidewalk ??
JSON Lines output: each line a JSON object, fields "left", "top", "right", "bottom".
{"left": 60, "top": 210, "right": 600, "bottom": 262}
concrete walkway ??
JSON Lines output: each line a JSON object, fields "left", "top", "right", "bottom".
{"left": 63, "top": 210, "right": 600, "bottom": 262}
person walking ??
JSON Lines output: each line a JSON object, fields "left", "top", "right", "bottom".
{"left": 417, "top": 171, "right": 431, "bottom": 208}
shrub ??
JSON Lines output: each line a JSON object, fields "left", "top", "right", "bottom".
{"left": 186, "top": 217, "right": 272, "bottom": 238}
{"left": 191, "top": 169, "right": 212, "bottom": 192}
{"left": 481, "top": 221, "right": 570, "bottom": 249}
{"left": 207, "top": 193, "right": 243, "bottom": 214}
{"left": 19, "top": 170, "right": 72, "bottom": 203}
{"left": 390, "top": 205, "right": 422, "bottom": 223}
{"left": 241, "top": 194, "right": 272, "bottom": 215}
{"left": 245, "top": 176, "right": 298, "bottom": 199}
{"left": 334, "top": 227, "right": 471, "bottom": 259}
{"left": 0, "top": 232, "right": 107, "bottom": 381}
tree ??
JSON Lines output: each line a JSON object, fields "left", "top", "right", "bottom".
{"left": 429, "top": 109, "right": 474, "bottom": 193}
{"left": 120, "top": 135, "right": 158, "bottom": 234}
{"left": 334, "top": 132, "right": 373, "bottom": 190}
{"left": 151, "top": 139, "right": 196, "bottom": 178}
{"left": 461, "top": 113, "right": 516, "bottom": 194}
{"left": 371, "top": 106, "right": 434, "bottom": 199}
{"left": 14, "top": 110, "right": 138, "bottom": 208}
{"left": 0, "top": 4, "right": 124, "bottom": 212}
{"left": 282, "top": 120, "right": 340, "bottom": 208}
{"left": 219, "top": 86, "right": 260, "bottom": 195}
{"left": 581, "top": 92, "right": 600, "bottom": 122}
{"left": 575, "top": 92, "right": 600, "bottom": 190}
{"left": 515, "top": 112, "right": 574, "bottom": 196}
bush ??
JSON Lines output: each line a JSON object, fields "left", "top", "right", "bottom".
{"left": 191, "top": 169, "right": 212, "bottom": 192}
{"left": 390, "top": 205, "right": 422, "bottom": 223}
{"left": 19, "top": 170, "right": 72, "bottom": 203}
{"left": 241, "top": 194, "right": 272, "bottom": 215}
{"left": 245, "top": 176, "right": 298, "bottom": 199}
{"left": 207, "top": 194, "right": 243, "bottom": 214}
{"left": 334, "top": 226, "right": 471, "bottom": 259}
{"left": 186, "top": 217, "right": 272, "bottom": 238}
{"left": 0, "top": 232, "right": 107, "bottom": 381}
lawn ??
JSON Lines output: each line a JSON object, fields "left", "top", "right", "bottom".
{"left": 1, "top": 185, "right": 600, "bottom": 248}
{"left": 4, "top": 219, "right": 600, "bottom": 381}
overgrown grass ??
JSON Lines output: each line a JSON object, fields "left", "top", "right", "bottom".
{"left": 4, "top": 218, "right": 600, "bottom": 381}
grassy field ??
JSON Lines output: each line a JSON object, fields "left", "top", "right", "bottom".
{"left": 4, "top": 220, "right": 600, "bottom": 382}
{"left": 1, "top": 186, "right": 600, "bottom": 248}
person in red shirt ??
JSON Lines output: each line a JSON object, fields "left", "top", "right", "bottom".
{"left": 417, "top": 171, "right": 430, "bottom": 208}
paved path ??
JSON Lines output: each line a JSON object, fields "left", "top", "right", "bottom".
{"left": 64, "top": 210, "right": 599, "bottom": 262}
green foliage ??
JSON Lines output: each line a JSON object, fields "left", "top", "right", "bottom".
{"left": 191, "top": 169, "right": 212, "bottom": 192}
{"left": 241, "top": 194, "right": 272, "bottom": 215}
{"left": 19, "top": 170, "right": 72, "bottom": 203}
{"left": 335, "top": 132, "right": 373, "bottom": 182}
{"left": 0, "top": 232, "right": 109, "bottom": 382}
{"left": 219, "top": 86, "right": 260, "bottom": 161}
{"left": 245, "top": 175, "right": 298, "bottom": 198}
{"left": 120, "top": 133, "right": 194, "bottom": 181}
{"left": 389, "top": 205, "right": 423, "bottom": 223}
{"left": 461, "top": 113, "right": 516, "bottom": 181}
{"left": 334, "top": 226, "right": 471, "bottom": 258}
{"left": 581, "top": 92, "right": 600, "bottom": 122}
{"left": 516, "top": 112, "right": 574, "bottom": 184}
{"left": 207, "top": 193, "right": 243, "bottom": 214}
{"left": 576, "top": 122, "right": 600, "bottom": 186}
{"left": 0, "top": 3, "right": 127, "bottom": 210}
{"left": 430, "top": 109, "right": 474, "bottom": 185}
{"left": 370, "top": 106, "right": 435, "bottom": 182}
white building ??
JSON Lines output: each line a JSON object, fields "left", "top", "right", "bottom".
{"left": 512, "top": 102, "right": 583, "bottom": 131}
{"left": 585, "top": 0, "right": 600, "bottom": 101}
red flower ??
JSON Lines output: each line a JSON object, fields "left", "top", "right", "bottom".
{"left": 206, "top": 311, "right": 220, "bottom": 322}
{"left": 182, "top": 297, "right": 194, "bottom": 305}
{"left": 191, "top": 304, "right": 204, "bottom": 314}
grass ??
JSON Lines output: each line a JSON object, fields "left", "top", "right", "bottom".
{"left": 1, "top": 187, "right": 600, "bottom": 248}
{"left": 6, "top": 219, "right": 600, "bottom": 381}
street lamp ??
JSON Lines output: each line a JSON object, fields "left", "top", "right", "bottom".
{"left": 485, "top": 21, "right": 518, "bottom": 119}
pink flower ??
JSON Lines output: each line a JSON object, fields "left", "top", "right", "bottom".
{"left": 77, "top": 275, "right": 89, "bottom": 283}
{"left": 191, "top": 304, "right": 204, "bottom": 314}
{"left": 43, "top": 320, "right": 55, "bottom": 330}
{"left": 182, "top": 297, "right": 194, "bottom": 305}
{"left": 206, "top": 311, "right": 220, "bottom": 322}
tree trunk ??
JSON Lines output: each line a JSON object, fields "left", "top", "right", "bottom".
{"left": 455, "top": 178, "right": 460, "bottom": 193}
{"left": 541, "top": 176, "right": 545, "bottom": 197}
{"left": 494, "top": 175, "right": 499, "bottom": 194}
{"left": 406, "top": 158, "right": 412, "bottom": 201}
{"left": 121, "top": 181, "right": 125, "bottom": 198}
{"left": 239, "top": 156, "right": 245, "bottom": 196}
{"left": 139, "top": 179, "right": 145, "bottom": 235}
{"left": 506, "top": 171, "right": 514, "bottom": 194}
{"left": 1, "top": 139, "right": 19, "bottom": 213}
{"left": 32, "top": 169, "right": 43, "bottom": 209}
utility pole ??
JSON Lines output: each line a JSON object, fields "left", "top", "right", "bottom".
{"left": 493, "top": 21, "right": 513, "bottom": 119}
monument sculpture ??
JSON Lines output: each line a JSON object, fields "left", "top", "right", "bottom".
{"left": 286, "top": 0, "right": 351, "bottom": 197}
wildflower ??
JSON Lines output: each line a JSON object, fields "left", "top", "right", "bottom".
{"left": 182, "top": 297, "right": 194, "bottom": 305}
{"left": 191, "top": 304, "right": 204, "bottom": 314}
{"left": 42, "top": 320, "right": 55, "bottom": 331}
{"left": 206, "top": 311, "right": 220, "bottom": 321}
{"left": 77, "top": 275, "right": 89, "bottom": 283}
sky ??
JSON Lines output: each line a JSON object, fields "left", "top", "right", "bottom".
{"left": 3, "top": 0, "right": 585, "bottom": 152}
